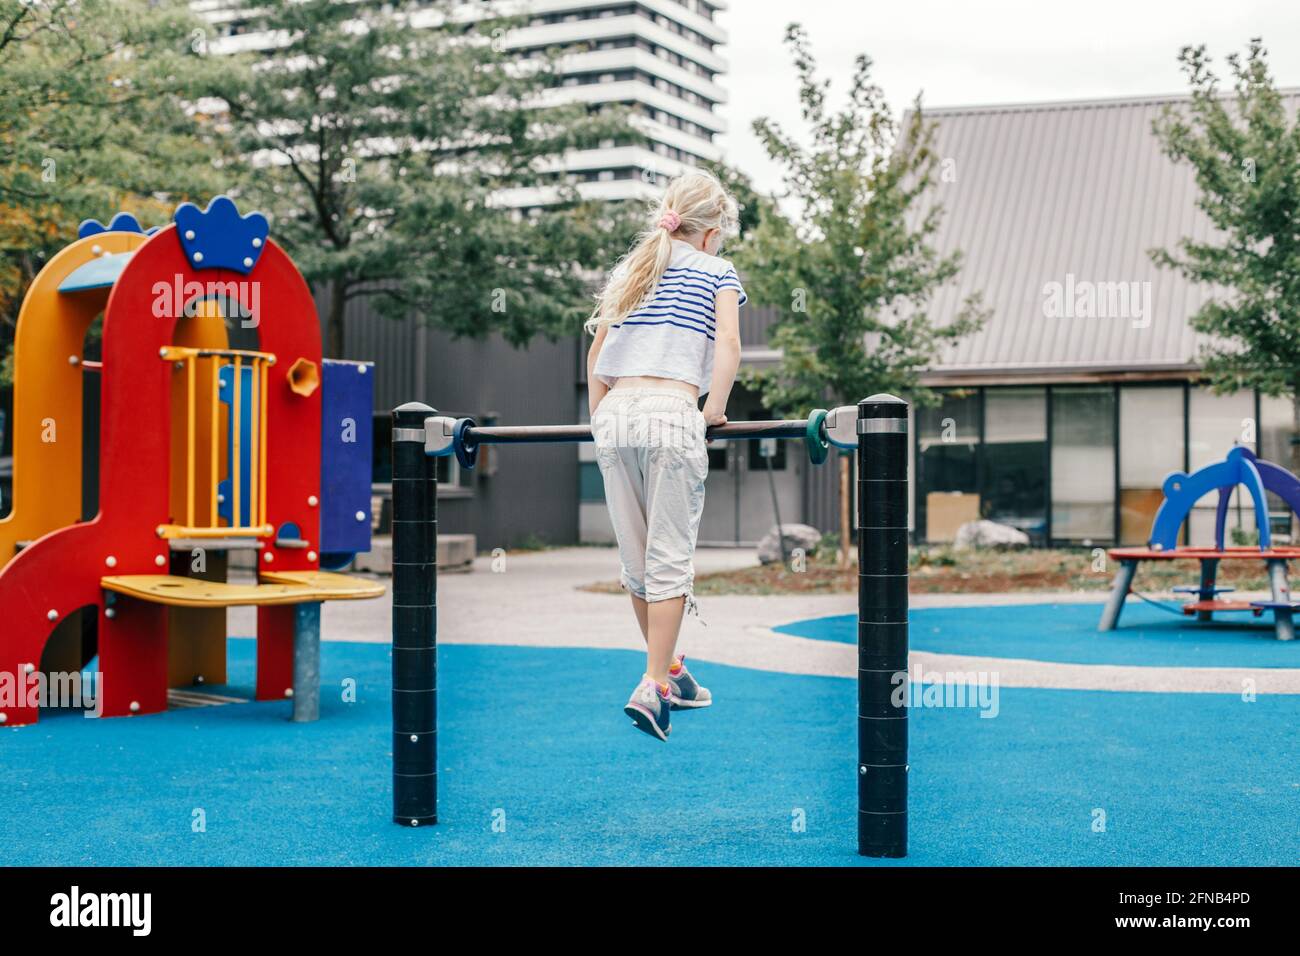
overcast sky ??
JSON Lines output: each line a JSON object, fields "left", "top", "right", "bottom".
{"left": 717, "top": 0, "right": 1300, "bottom": 196}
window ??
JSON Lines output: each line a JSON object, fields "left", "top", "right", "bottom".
{"left": 1187, "top": 387, "right": 1255, "bottom": 545}
{"left": 1260, "top": 393, "right": 1296, "bottom": 540}
{"left": 983, "top": 388, "right": 1047, "bottom": 545}
{"left": 1119, "top": 386, "right": 1184, "bottom": 544}
{"left": 1051, "top": 387, "right": 1116, "bottom": 545}
{"left": 917, "top": 391, "right": 980, "bottom": 543}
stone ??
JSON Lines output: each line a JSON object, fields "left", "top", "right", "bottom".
{"left": 952, "top": 519, "right": 1030, "bottom": 550}
{"left": 757, "top": 523, "right": 823, "bottom": 564}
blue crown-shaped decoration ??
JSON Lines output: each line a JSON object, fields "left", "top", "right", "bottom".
{"left": 78, "top": 212, "right": 160, "bottom": 239}
{"left": 172, "top": 195, "right": 270, "bottom": 275}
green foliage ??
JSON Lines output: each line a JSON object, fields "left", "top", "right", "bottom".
{"left": 729, "top": 24, "right": 987, "bottom": 417}
{"left": 1229, "top": 525, "right": 1260, "bottom": 547}
{"left": 188, "top": 0, "right": 644, "bottom": 357}
{"left": 1151, "top": 39, "right": 1300, "bottom": 399}
{"left": 0, "top": 0, "right": 226, "bottom": 373}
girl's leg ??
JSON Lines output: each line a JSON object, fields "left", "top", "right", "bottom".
{"left": 639, "top": 400, "right": 708, "bottom": 685}
{"left": 644, "top": 595, "right": 685, "bottom": 684}
{"left": 630, "top": 592, "right": 649, "bottom": 641}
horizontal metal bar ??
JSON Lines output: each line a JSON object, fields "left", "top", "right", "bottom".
{"left": 464, "top": 419, "right": 811, "bottom": 446}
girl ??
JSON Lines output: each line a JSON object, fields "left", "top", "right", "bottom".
{"left": 585, "top": 169, "right": 746, "bottom": 742}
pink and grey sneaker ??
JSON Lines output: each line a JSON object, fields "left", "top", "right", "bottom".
{"left": 667, "top": 655, "right": 712, "bottom": 710}
{"left": 624, "top": 676, "right": 672, "bottom": 741}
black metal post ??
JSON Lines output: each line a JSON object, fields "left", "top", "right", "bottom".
{"left": 392, "top": 402, "right": 438, "bottom": 826}
{"left": 858, "top": 394, "right": 910, "bottom": 858}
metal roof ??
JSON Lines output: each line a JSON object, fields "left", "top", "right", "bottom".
{"left": 908, "top": 90, "right": 1300, "bottom": 381}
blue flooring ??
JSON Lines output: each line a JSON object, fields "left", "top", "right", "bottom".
{"left": 1, "top": 634, "right": 1296, "bottom": 866}
{"left": 775, "top": 602, "right": 1300, "bottom": 667}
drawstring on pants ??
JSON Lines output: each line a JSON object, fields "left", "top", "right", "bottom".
{"left": 685, "top": 590, "right": 708, "bottom": 627}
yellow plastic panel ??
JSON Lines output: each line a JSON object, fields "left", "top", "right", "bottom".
{"left": 0, "top": 233, "right": 149, "bottom": 568}
{"left": 102, "top": 572, "right": 384, "bottom": 608}
{"left": 259, "top": 570, "right": 387, "bottom": 600}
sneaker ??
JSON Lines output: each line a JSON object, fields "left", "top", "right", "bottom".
{"left": 624, "top": 676, "right": 672, "bottom": 741}
{"left": 667, "top": 655, "right": 712, "bottom": 710}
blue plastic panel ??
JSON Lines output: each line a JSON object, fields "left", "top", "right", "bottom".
{"left": 57, "top": 252, "right": 134, "bottom": 293}
{"left": 173, "top": 196, "right": 269, "bottom": 275}
{"left": 217, "top": 364, "right": 257, "bottom": 528}
{"left": 320, "top": 359, "right": 375, "bottom": 561}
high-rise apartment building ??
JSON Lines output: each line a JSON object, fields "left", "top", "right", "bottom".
{"left": 193, "top": 0, "right": 730, "bottom": 204}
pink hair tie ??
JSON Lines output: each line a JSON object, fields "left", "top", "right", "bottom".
{"left": 657, "top": 210, "right": 681, "bottom": 233}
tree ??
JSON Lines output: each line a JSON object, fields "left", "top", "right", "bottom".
{"left": 734, "top": 24, "right": 985, "bottom": 414}
{"left": 731, "top": 24, "right": 986, "bottom": 563}
{"left": 0, "top": 0, "right": 225, "bottom": 374}
{"left": 190, "top": 0, "right": 642, "bottom": 358}
{"left": 1151, "top": 39, "right": 1300, "bottom": 471}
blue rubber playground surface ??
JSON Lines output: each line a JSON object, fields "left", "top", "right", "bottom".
{"left": 778, "top": 601, "right": 1300, "bottom": 667}
{"left": 1, "top": 603, "right": 1297, "bottom": 866}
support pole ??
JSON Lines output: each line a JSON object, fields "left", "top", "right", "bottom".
{"left": 392, "top": 402, "right": 438, "bottom": 826}
{"left": 291, "top": 602, "right": 320, "bottom": 722}
{"left": 1266, "top": 558, "right": 1294, "bottom": 642}
{"left": 1098, "top": 559, "right": 1138, "bottom": 631}
{"left": 858, "top": 394, "right": 909, "bottom": 858}
{"left": 1197, "top": 558, "right": 1219, "bottom": 622}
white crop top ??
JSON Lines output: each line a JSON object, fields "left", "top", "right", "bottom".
{"left": 592, "top": 239, "right": 746, "bottom": 397}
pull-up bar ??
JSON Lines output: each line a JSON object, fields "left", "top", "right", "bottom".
{"left": 389, "top": 394, "right": 911, "bottom": 858}
{"left": 423, "top": 408, "right": 855, "bottom": 470}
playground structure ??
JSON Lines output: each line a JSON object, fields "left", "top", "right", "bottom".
{"left": 1100, "top": 445, "right": 1300, "bottom": 640}
{"left": 389, "top": 396, "right": 912, "bottom": 858}
{"left": 0, "top": 197, "right": 384, "bottom": 728}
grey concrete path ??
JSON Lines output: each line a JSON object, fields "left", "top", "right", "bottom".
{"left": 229, "top": 546, "right": 1300, "bottom": 694}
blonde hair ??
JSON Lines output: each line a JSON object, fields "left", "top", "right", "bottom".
{"left": 585, "top": 169, "right": 739, "bottom": 335}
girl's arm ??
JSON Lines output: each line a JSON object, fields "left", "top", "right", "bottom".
{"left": 587, "top": 323, "right": 611, "bottom": 416}
{"left": 701, "top": 289, "right": 741, "bottom": 427}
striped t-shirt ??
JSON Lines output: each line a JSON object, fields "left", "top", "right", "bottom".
{"left": 593, "top": 239, "right": 747, "bottom": 397}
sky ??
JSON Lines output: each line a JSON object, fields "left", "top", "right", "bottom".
{"left": 717, "top": 0, "right": 1300, "bottom": 196}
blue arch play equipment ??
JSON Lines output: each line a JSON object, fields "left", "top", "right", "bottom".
{"left": 1103, "top": 444, "right": 1300, "bottom": 641}
{"left": 1212, "top": 447, "right": 1300, "bottom": 550}
{"left": 1148, "top": 446, "right": 1273, "bottom": 551}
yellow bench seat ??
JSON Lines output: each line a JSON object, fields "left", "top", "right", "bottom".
{"left": 101, "top": 571, "right": 386, "bottom": 608}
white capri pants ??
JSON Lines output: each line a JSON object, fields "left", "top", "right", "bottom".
{"left": 591, "top": 387, "right": 710, "bottom": 617}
